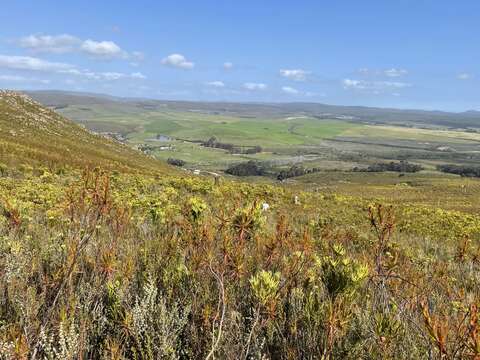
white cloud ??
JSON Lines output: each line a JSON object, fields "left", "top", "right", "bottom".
{"left": 343, "top": 79, "right": 364, "bottom": 89}
{"left": 281, "top": 86, "right": 299, "bottom": 95}
{"left": 243, "top": 82, "right": 267, "bottom": 90}
{"left": 80, "top": 39, "right": 126, "bottom": 59}
{"left": 130, "top": 72, "right": 146, "bottom": 79}
{"left": 0, "top": 55, "right": 146, "bottom": 82}
{"left": 17, "top": 34, "right": 80, "bottom": 53}
{"left": 16, "top": 34, "right": 141, "bottom": 62}
{"left": 57, "top": 68, "right": 146, "bottom": 81}
{"left": 0, "top": 74, "right": 50, "bottom": 84}
{"left": 384, "top": 68, "right": 408, "bottom": 77}
{"left": 381, "top": 81, "right": 411, "bottom": 88}
{"left": 161, "top": 54, "right": 194, "bottom": 69}
{"left": 457, "top": 73, "right": 472, "bottom": 80}
{"left": 343, "top": 78, "right": 411, "bottom": 92}
{"left": 280, "top": 69, "right": 310, "bottom": 81}
{"left": 223, "top": 62, "right": 233, "bottom": 70}
{"left": 359, "top": 68, "right": 408, "bottom": 77}
{"left": 101, "top": 72, "right": 127, "bottom": 81}
{"left": 0, "top": 55, "right": 74, "bottom": 72}
{"left": 206, "top": 81, "right": 225, "bottom": 87}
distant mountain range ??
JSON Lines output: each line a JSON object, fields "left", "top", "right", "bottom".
{"left": 26, "top": 90, "right": 480, "bottom": 129}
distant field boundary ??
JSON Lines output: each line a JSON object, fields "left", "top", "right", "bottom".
{"left": 326, "top": 138, "right": 444, "bottom": 152}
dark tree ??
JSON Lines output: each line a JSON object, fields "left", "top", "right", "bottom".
{"left": 167, "top": 158, "right": 186, "bottom": 167}
{"left": 225, "top": 161, "right": 265, "bottom": 176}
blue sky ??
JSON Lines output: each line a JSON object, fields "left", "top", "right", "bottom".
{"left": 0, "top": 1, "right": 478, "bottom": 111}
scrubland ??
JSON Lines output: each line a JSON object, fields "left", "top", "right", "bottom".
{"left": 1, "top": 166, "right": 479, "bottom": 359}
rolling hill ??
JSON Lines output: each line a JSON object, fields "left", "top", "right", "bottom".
{"left": 27, "top": 90, "right": 480, "bottom": 129}
{"left": 0, "top": 90, "right": 167, "bottom": 173}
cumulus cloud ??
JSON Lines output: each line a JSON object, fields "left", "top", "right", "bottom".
{"left": 101, "top": 72, "right": 128, "bottom": 81}
{"left": 343, "top": 78, "right": 411, "bottom": 91}
{"left": 223, "top": 62, "right": 233, "bottom": 70}
{"left": 243, "top": 82, "right": 267, "bottom": 90}
{"left": 0, "top": 54, "right": 146, "bottom": 82}
{"left": 280, "top": 69, "right": 310, "bottom": 81}
{"left": 17, "top": 34, "right": 80, "bottom": 53}
{"left": 130, "top": 72, "right": 146, "bottom": 79}
{"left": 80, "top": 40, "right": 126, "bottom": 58}
{"left": 161, "top": 54, "right": 194, "bottom": 69}
{"left": 281, "top": 86, "right": 299, "bottom": 95}
{"left": 206, "top": 81, "right": 225, "bottom": 87}
{"left": 15, "top": 34, "right": 140, "bottom": 61}
{"left": 457, "top": 73, "right": 472, "bottom": 80}
{"left": 0, "top": 55, "right": 74, "bottom": 72}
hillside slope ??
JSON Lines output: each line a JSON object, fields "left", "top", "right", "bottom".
{"left": 0, "top": 90, "right": 167, "bottom": 172}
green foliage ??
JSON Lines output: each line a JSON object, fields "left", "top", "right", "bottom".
{"left": 188, "top": 196, "right": 208, "bottom": 222}
{"left": 319, "top": 245, "right": 369, "bottom": 299}
{"left": 250, "top": 270, "right": 281, "bottom": 306}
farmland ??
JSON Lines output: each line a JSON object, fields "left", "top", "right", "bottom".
{"left": 39, "top": 95, "right": 480, "bottom": 180}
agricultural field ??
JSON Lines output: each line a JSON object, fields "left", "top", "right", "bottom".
{"left": 46, "top": 96, "right": 480, "bottom": 181}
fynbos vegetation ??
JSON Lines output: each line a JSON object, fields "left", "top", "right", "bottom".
{"left": 1, "top": 165, "right": 480, "bottom": 359}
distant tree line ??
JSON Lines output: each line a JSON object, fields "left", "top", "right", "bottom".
{"left": 225, "top": 161, "right": 322, "bottom": 179}
{"left": 277, "top": 165, "right": 321, "bottom": 181}
{"left": 203, "top": 137, "right": 262, "bottom": 154}
{"left": 353, "top": 160, "right": 423, "bottom": 173}
{"left": 437, "top": 164, "right": 480, "bottom": 177}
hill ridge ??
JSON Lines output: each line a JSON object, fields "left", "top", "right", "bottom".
{"left": 0, "top": 90, "right": 167, "bottom": 173}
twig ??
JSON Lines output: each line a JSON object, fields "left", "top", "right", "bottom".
{"left": 206, "top": 263, "right": 226, "bottom": 360}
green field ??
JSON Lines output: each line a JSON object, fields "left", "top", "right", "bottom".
{"left": 55, "top": 103, "right": 480, "bottom": 181}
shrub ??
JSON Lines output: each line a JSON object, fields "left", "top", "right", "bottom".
{"left": 167, "top": 158, "right": 186, "bottom": 167}
{"left": 354, "top": 160, "right": 423, "bottom": 173}
{"left": 225, "top": 161, "right": 265, "bottom": 176}
{"left": 277, "top": 165, "right": 321, "bottom": 180}
{"left": 437, "top": 163, "right": 480, "bottom": 177}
